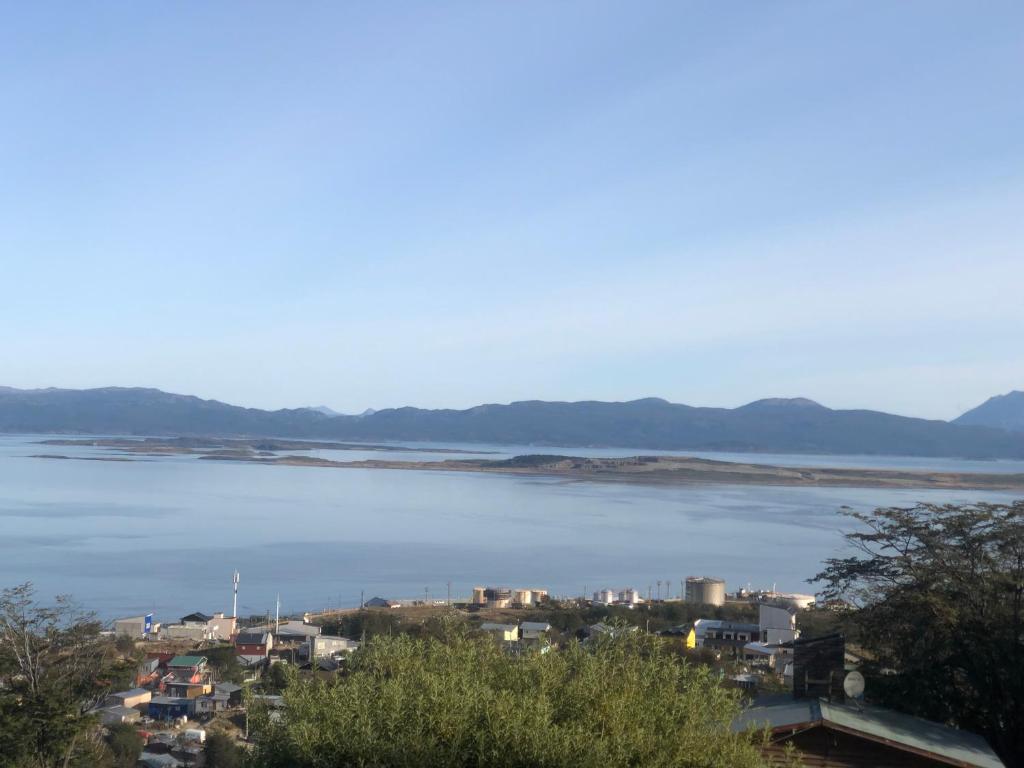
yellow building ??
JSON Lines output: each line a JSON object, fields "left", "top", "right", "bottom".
{"left": 479, "top": 622, "right": 519, "bottom": 642}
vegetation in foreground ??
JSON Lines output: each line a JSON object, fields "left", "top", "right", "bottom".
{"left": 0, "top": 585, "right": 136, "bottom": 768}
{"left": 246, "top": 625, "right": 768, "bottom": 768}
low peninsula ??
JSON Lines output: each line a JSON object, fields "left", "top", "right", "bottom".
{"left": 32, "top": 438, "right": 1024, "bottom": 490}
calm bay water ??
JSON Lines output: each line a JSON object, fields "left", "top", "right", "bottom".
{"left": 1, "top": 434, "right": 1021, "bottom": 621}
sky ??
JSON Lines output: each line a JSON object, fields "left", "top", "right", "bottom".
{"left": 1, "top": 2, "right": 1022, "bottom": 420}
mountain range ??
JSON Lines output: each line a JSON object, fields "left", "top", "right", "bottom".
{"left": 2, "top": 386, "right": 1024, "bottom": 458}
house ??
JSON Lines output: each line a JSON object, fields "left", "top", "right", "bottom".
{"left": 306, "top": 634, "right": 359, "bottom": 659}
{"left": 237, "top": 654, "right": 269, "bottom": 674}
{"left": 580, "top": 623, "right": 639, "bottom": 645}
{"left": 247, "top": 620, "right": 320, "bottom": 643}
{"left": 98, "top": 705, "right": 141, "bottom": 726}
{"left": 166, "top": 655, "right": 209, "bottom": 682}
{"left": 113, "top": 614, "right": 154, "bottom": 639}
{"left": 364, "top": 596, "right": 401, "bottom": 608}
{"left": 164, "top": 680, "right": 209, "bottom": 699}
{"left": 164, "top": 655, "right": 212, "bottom": 699}
{"left": 520, "top": 622, "right": 551, "bottom": 642}
{"left": 235, "top": 631, "right": 273, "bottom": 657}
{"left": 193, "top": 692, "right": 231, "bottom": 715}
{"left": 105, "top": 687, "right": 152, "bottom": 709}
{"left": 271, "top": 620, "right": 320, "bottom": 643}
{"left": 759, "top": 604, "right": 798, "bottom": 645}
{"left": 734, "top": 695, "right": 1005, "bottom": 767}
{"left": 479, "top": 622, "right": 519, "bottom": 642}
{"left": 702, "top": 621, "right": 760, "bottom": 656}
{"left": 161, "top": 612, "right": 236, "bottom": 642}
{"left": 148, "top": 696, "right": 192, "bottom": 721}
{"left": 741, "top": 641, "right": 778, "bottom": 666}
{"left": 214, "top": 682, "right": 244, "bottom": 708}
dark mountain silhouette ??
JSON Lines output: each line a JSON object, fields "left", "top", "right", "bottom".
{"left": 3, "top": 386, "right": 1024, "bottom": 458}
{"left": 953, "top": 391, "right": 1024, "bottom": 433}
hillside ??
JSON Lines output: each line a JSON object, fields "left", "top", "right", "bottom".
{"left": 954, "top": 391, "right": 1024, "bottom": 433}
{"left": 4, "top": 386, "right": 1024, "bottom": 458}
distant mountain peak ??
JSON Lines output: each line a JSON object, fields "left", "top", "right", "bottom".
{"left": 305, "top": 405, "right": 342, "bottom": 417}
{"left": 739, "top": 397, "right": 827, "bottom": 410}
{"left": 954, "top": 390, "right": 1024, "bottom": 433}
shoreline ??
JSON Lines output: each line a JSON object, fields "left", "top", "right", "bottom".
{"left": 29, "top": 443, "right": 1024, "bottom": 490}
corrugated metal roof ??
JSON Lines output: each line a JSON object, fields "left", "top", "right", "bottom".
{"left": 103, "top": 705, "right": 140, "bottom": 718}
{"left": 732, "top": 698, "right": 819, "bottom": 733}
{"left": 236, "top": 632, "right": 270, "bottom": 644}
{"left": 112, "top": 687, "right": 150, "bottom": 698}
{"left": 167, "top": 655, "right": 206, "bottom": 667}
{"left": 733, "top": 697, "right": 1005, "bottom": 768}
{"left": 820, "top": 701, "right": 1005, "bottom": 768}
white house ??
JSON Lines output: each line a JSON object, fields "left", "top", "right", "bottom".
{"left": 759, "top": 604, "right": 798, "bottom": 645}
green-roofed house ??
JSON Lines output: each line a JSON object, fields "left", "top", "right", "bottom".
{"left": 167, "top": 655, "right": 207, "bottom": 675}
{"left": 165, "top": 655, "right": 211, "bottom": 700}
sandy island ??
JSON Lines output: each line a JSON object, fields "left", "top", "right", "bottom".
{"left": 31, "top": 438, "right": 1024, "bottom": 490}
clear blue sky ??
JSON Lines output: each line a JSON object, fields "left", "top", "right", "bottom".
{"left": 2, "top": 2, "right": 1021, "bottom": 419}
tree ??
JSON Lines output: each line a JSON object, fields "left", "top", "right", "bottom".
{"left": 262, "top": 661, "right": 291, "bottom": 694}
{"left": 204, "top": 644, "right": 245, "bottom": 684}
{"left": 204, "top": 733, "right": 242, "bottom": 768}
{"left": 105, "top": 723, "right": 143, "bottom": 768}
{"left": 247, "top": 630, "right": 765, "bottom": 768}
{"left": 0, "top": 583, "right": 128, "bottom": 768}
{"left": 814, "top": 501, "right": 1024, "bottom": 766}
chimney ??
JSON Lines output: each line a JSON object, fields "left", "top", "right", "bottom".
{"left": 792, "top": 633, "right": 845, "bottom": 702}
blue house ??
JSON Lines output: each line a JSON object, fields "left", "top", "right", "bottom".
{"left": 148, "top": 696, "right": 192, "bottom": 720}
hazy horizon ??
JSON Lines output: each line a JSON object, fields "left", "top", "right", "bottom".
{"left": 3, "top": 2, "right": 1022, "bottom": 420}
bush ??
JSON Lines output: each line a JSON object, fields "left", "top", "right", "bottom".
{"left": 247, "top": 630, "right": 764, "bottom": 768}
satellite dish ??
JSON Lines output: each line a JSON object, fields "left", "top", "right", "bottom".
{"left": 843, "top": 670, "right": 865, "bottom": 700}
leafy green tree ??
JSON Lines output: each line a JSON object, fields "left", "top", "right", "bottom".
{"left": 814, "top": 501, "right": 1024, "bottom": 766}
{"left": 0, "top": 583, "right": 126, "bottom": 768}
{"left": 204, "top": 732, "right": 242, "bottom": 768}
{"left": 105, "top": 723, "right": 143, "bottom": 768}
{"left": 204, "top": 644, "right": 245, "bottom": 684}
{"left": 262, "top": 662, "right": 291, "bottom": 694}
{"left": 247, "top": 630, "right": 765, "bottom": 767}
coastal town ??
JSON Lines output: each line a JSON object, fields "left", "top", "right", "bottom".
{"left": 94, "top": 573, "right": 1005, "bottom": 768}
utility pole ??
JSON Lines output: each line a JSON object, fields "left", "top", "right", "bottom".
{"left": 447, "top": 581, "right": 451, "bottom": 607}
{"left": 275, "top": 594, "right": 280, "bottom": 634}
{"left": 657, "top": 580, "right": 661, "bottom": 600}
{"left": 424, "top": 586, "right": 429, "bottom": 605}
{"left": 360, "top": 589, "right": 364, "bottom": 610}
{"left": 232, "top": 570, "right": 240, "bottom": 619}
